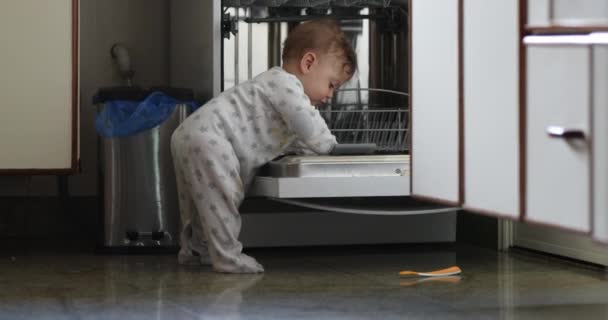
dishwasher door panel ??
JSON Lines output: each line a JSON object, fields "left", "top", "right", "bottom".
{"left": 250, "top": 175, "right": 410, "bottom": 198}
{"left": 249, "top": 154, "right": 410, "bottom": 198}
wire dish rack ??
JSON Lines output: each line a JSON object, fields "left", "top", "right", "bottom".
{"left": 223, "top": 0, "right": 392, "bottom": 8}
{"left": 320, "top": 88, "right": 409, "bottom": 153}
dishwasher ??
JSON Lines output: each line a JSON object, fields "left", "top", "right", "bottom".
{"left": 170, "top": 0, "right": 459, "bottom": 248}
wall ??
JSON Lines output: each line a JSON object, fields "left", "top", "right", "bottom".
{"left": 0, "top": 0, "right": 169, "bottom": 197}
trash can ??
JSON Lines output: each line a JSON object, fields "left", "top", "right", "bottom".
{"left": 94, "top": 87, "right": 196, "bottom": 251}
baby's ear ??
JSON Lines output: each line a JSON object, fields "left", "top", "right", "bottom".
{"left": 300, "top": 52, "right": 317, "bottom": 73}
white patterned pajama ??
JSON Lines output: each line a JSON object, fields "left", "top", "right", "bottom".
{"left": 171, "top": 67, "right": 337, "bottom": 273}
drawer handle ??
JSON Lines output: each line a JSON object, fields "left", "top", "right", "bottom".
{"left": 546, "top": 126, "right": 585, "bottom": 139}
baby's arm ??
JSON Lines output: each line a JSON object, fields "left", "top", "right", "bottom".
{"left": 284, "top": 138, "right": 318, "bottom": 155}
{"left": 266, "top": 73, "right": 337, "bottom": 154}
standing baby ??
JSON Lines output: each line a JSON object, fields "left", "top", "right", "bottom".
{"left": 171, "top": 18, "right": 357, "bottom": 273}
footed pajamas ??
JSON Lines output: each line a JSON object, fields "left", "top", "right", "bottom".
{"left": 171, "top": 67, "right": 337, "bottom": 273}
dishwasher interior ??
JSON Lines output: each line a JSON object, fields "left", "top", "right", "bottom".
{"left": 220, "top": 0, "right": 427, "bottom": 204}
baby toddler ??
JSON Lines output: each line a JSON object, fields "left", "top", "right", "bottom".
{"left": 171, "top": 18, "right": 357, "bottom": 273}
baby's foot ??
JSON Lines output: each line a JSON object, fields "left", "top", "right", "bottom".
{"left": 178, "top": 248, "right": 212, "bottom": 266}
{"left": 213, "top": 253, "right": 265, "bottom": 274}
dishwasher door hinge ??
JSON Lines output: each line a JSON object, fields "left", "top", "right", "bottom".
{"left": 222, "top": 13, "right": 239, "bottom": 39}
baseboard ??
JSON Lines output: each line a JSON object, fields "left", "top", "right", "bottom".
{"left": 514, "top": 222, "right": 608, "bottom": 267}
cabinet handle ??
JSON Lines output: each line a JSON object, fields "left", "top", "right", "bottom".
{"left": 546, "top": 126, "right": 585, "bottom": 139}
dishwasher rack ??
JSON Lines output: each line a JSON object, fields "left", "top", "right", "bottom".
{"left": 223, "top": 0, "right": 392, "bottom": 8}
{"left": 321, "top": 88, "right": 409, "bottom": 153}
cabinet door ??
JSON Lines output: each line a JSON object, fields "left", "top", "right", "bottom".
{"left": 593, "top": 45, "right": 608, "bottom": 243}
{"left": 0, "top": 0, "right": 78, "bottom": 173}
{"left": 526, "top": 42, "right": 591, "bottom": 233}
{"left": 463, "top": 0, "right": 520, "bottom": 217}
{"left": 411, "top": 0, "right": 460, "bottom": 204}
{"left": 553, "top": 0, "right": 608, "bottom": 26}
{"left": 528, "top": 0, "right": 608, "bottom": 27}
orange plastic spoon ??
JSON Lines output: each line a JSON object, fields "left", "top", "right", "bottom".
{"left": 398, "top": 266, "right": 462, "bottom": 277}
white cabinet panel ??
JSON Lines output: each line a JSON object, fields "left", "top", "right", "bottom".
{"left": 463, "top": 0, "right": 519, "bottom": 217}
{"left": 528, "top": 0, "right": 551, "bottom": 27}
{"left": 0, "top": 0, "right": 76, "bottom": 171}
{"left": 553, "top": 0, "right": 608, "bottom": 26}
{"left": 526, "top": 43, "right": 591, "bottom": 233}
{"left": 528, "top": 0, "right": 608, "bottom": 27}
{"left": 411, "top": 0, "right": 459, "bottom": 203}
{"left": 593, "top": 45, "right": 608, "bottom": 243}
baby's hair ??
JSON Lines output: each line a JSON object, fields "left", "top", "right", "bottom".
{"left": 282, "top": 18, "right": 357, "bottom": 78}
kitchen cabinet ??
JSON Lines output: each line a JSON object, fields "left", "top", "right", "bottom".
{"left": 412, "top": 0, "right": 608, "bottom": 247}
{"left": 410, "top": 0, "right": 460, "bottom": 205}
{"left": 462, "top": 0, "right": 520, "bottom": 218}
{"left": 503, "top": 2, "right": 608, "bottom": 261}
{"left": 411, "top": 0, "right": 521, "bottom": 215}
{"left": 525, "top": 40, "right": 591, "bottom": 233}
{"left": 0, "top": 0, "right": 79, "bottom": 174}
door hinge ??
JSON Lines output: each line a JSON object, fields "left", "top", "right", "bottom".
{"left": 222, "top": 13, "right": 238, "bottom": 39}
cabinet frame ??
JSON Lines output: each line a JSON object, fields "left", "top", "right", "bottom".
{"left": 0, "top": 0, "right": 80, "bottom": 175}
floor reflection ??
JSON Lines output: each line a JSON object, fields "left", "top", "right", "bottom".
{"left": 1, "top": 244, "right": 608, "bottom": 319}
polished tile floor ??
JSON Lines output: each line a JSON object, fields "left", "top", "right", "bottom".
{"left": 1, "top": 243, "right": 607, "bottom": 319}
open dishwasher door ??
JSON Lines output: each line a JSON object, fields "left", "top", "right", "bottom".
{"left": 248, "top": 154, "right": 459, "bottom": 215}
{"left": 248, "top": 87, "right": 457, "bottom": 214}
{"left": 247, "top": 86, "right": 457, "bottom": 214}
{"left": 250, "top": 88, "right": 414, "bottom": 198}
{"left": 249, "top": 154, "right": 410, "bottom": 198}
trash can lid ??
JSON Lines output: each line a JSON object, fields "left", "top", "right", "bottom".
{"left": 93, "top": 86, "right": 148, "bottom": 104}
{"left": 93, "top": 86, "right": 196, "bottom": 104}
{"left": 149, "top": 87, "right": 195, "bottom": 102}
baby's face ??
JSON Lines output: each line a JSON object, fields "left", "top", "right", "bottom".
{"left": 300, "top": 53, "right": 350, "bottom": 107}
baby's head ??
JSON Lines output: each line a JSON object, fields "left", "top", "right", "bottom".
{"left": 282, "top": 19, "right": 357, "bottom": 106}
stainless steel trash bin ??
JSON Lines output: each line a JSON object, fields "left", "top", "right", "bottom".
{"left": 95, "top": 87, "right": 193, "bottom": 250}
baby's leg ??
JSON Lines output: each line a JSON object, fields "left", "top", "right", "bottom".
{"left": 171, "top": 132, "right": 211, "bottom": 265}
{"left": 176, "top": 193, "right": 212, "bottom": 266}
{"left": 187, "top": 134, "right": 264, "bottom": 273}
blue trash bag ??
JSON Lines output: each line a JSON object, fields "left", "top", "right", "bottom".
{"left": 95, "top": 91, "right": 198, "bottom": 137}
